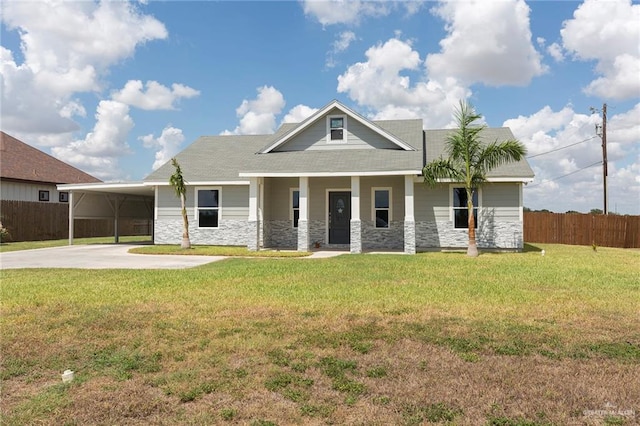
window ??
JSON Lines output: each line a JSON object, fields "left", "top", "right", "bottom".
{"left": 39, "top": 190, "right": 50, "bottom": 202}
{"left": 372, "top": 188, "right": 391, "bottom": 228}
{"left": 197, "top": 188, "right": 219, "bottom": 228}
{"left": 59, "top": 192, "right": 69, "bottom": 203}
{"left": 452, "top": 187, "right": 478, "bottom": 229}
{"left": 327, "top": 115, "right": 347, "bottom": 143}
{"left": 291, "top": 189, "right": 300, "bottom": 228}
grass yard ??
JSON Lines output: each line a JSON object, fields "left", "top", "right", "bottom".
{"left": 1, "top": 244, "right": 639, "bottom": 425}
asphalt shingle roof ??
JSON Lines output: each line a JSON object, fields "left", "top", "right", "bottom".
{"left": 0, "top": 131, "right": 101, "bottom": 184}
{"left": 424, "top": 127, "right": 534, "bottom": 179}
{"left": 144, "top": 120, "right": 533, "bottom": 182}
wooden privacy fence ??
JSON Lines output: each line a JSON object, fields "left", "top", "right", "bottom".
{"left": 524, "top": 212, "right": 640, "bottom": 248}
{"left": 1, "top": 200, "right": 151, "bottom": 242}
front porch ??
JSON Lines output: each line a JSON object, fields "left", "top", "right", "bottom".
{"left": 245, "top": 175, "right": 418, "bottom": 254}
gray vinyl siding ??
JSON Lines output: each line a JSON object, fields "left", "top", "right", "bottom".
{"left": 156, "top": 185, "right": 249, "bottom": 222}
{"left": 1, "top": 180, "right": 63, "bottom": 203}
{"left": 221, "top": 186, "right": 249, "bottom": 220}
{"left": 414, "top": 183, "right": 521, "bottom": 223}
{"left": 264, "top": 177, "right": 298, "bottom": 222}
{"left": 156, "top": 186, "right": 186, "bottom": 220}
{"left": 275, "top": 108, "right": 400, "bottom": 152}
{"left": 481, "top": 183, "right": 521, "bottom": 221}
{"left": 415, "top": 183, "right": 449, "bottom": 221}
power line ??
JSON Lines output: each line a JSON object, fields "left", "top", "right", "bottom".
{"left": 526, "top": 161, "right": 602, "bottom": 188}
{"left": 526, "top": 135, "right": 597, "bottom": 159}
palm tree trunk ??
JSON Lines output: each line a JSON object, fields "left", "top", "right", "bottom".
{"left": 467, "top": 192, "right": 478, "bottom": 257}
{"left": 180, "top": 193, "right": 191, "bottom": 249}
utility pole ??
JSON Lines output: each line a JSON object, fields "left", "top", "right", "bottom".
{"left": 594, "top": 103, "right": 608, "bottom": 215}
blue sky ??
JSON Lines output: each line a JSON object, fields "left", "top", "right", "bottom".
{"left": 1, "top": 0, "right": 639, "bottom": 214}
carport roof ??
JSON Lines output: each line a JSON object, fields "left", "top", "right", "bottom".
{"left": 57, "top": 181, "right": 154, "bottom": 197}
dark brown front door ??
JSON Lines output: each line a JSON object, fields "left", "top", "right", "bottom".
{"left": 329, "top": 192, "right": 350, "bottom": 244}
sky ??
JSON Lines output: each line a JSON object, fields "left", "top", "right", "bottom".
{"left": 1, "top": 0, "right": 639, "bottom": 215}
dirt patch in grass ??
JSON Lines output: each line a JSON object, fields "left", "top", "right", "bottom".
{"left": 2, "top": 339, "right": 638, "bottom": 425}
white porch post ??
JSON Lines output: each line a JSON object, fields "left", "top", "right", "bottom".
{"left": 68, "top": 191, "right": 74, "bottom": 245}
{"left": 114, "top": 196, "right": 120, "bottom": 244}
{"left": 297, "top": 176, "right": 309, "bottom": 252}
{"left": 404, "top": 175, "right": 416, "bottom": 254}
{"left": 350, "top": 176, "right": 362, "bottom": 254}
{"left": 247, "top": 177, "right": 259, "bottom": 251}
{"left": 258, "top": 178, "right": 264, "bottom": 248}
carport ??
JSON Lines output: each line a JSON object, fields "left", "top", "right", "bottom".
{"left": 57, "top": 182, "right": 155, "bottom": 244}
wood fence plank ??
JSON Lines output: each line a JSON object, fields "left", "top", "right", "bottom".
{"left": 524, "top": 211, "right": 640, "bottom": 248}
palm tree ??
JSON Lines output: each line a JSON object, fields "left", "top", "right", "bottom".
{"left": 169, "top": 158, "right": 191, "bottom": 249}
{"left": 423, "top": 100, "right": 527, "bottom": 257}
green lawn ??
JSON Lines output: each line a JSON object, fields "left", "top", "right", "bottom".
{"left": 1, "top": 244, "right": 639, "bottom": 425}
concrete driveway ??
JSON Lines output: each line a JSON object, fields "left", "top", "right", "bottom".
{"left": 0, "top": 244, "right": 225, "bottom": 270}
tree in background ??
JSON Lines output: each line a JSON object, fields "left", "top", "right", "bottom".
{"left": 423, "top": 101, "right": 527, "bottom": 257}
{"left": 169, "top": 158, "right": 191, "bottom": 249}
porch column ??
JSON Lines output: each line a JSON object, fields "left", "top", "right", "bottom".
{"left": 404, "top": 175, "right": 416, "bottom": 254}
{"left": 68, "top": 191, "right": 74, "bottom": 245}
{"left": 350, "top": 176, "right": 362, "bottom": 254}
{"left": 114, "top": 196, "right": 120, "bottom": 244}
{"left": 247, "top": 177, "right": 259, "bottom": 251}
{"left": 258, "top": 178, "right": 264, "bottom": 248}
{"left": 297, "top": 176, "right": 309, "bottom": 252}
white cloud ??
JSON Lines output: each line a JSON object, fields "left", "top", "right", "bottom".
{"left": 301, "top": 0, "right": 423, "bottom": 26}
{"left": 560, "top": 0, "right": 640, "bottom": 100}
{"left": 302, "top": 0, "right": 390, "bottom": 26}
{"left": 0, "top": 0, "right": 167, "bottom": 140}
{"left": 223, "top": 86, "right": 286, "bottom": 135}
{"left": 337, "top": 1, "right": 545, "bottom": 127}
{"left": 337, "top": 38, "right": 470, "bottom": 127}
{"left": 426, "top": 0, "right": 546, "bottom": 86}
{"left": 505, "top": 103, "right": 640, "bottom": 214}
{"left": 281, "top": 104, "right": 319, "bottom": 124}
{"left": 326, "top": 31, "right": 357, "bottom": 68}
{"left": 1, "top": 1, "right": 167, "bottom": 77}
{"left": 334, "top": 31, "right": 356, "bottom": 52}
{"left": 547, "top": 43, "right": 565, "bottom": 62}
{"left": 51, "top": 100, "right": 134, "bottom": 179}
{"left": 112, "top": 80, "right": 200, "bottom": 110}
{"left": 140, "top": 126, "right": 185, "bottom": 170}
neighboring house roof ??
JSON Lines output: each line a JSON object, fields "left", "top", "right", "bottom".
{"left": 0, "top": 131, "right": 101, "bottom": 184}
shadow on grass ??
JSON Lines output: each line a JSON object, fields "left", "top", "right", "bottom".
{"left": 523, "top": 243, "right": 543, "bottom": 253}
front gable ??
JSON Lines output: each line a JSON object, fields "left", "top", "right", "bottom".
{"left": 260, "top": 100, "right": 415, "bottom": 153}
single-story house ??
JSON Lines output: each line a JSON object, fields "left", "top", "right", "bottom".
{"left": 61, "top": 100, "right": 534, "bottom": 253}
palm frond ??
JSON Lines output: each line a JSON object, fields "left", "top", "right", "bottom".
{"left": 477, "top": 140, "right": 527, "bottom": 174}
{"left": 422, "top": 158, "right": 463, "bottom": 187}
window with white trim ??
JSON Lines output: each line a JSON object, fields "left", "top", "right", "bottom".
{"left": 372, "top": 188, "right": 391, "bottom": 228}
{"left": 327, "top": 115, "right": 347, "bottom": 143}
{"left": 196, "top": 188, "right": 220, "bottom": 228}
{"left": 291, "top": 188, "right": 300, "bottom": 228}
{"left": 452, "top": 187, "right": 478, "bottom": 229}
